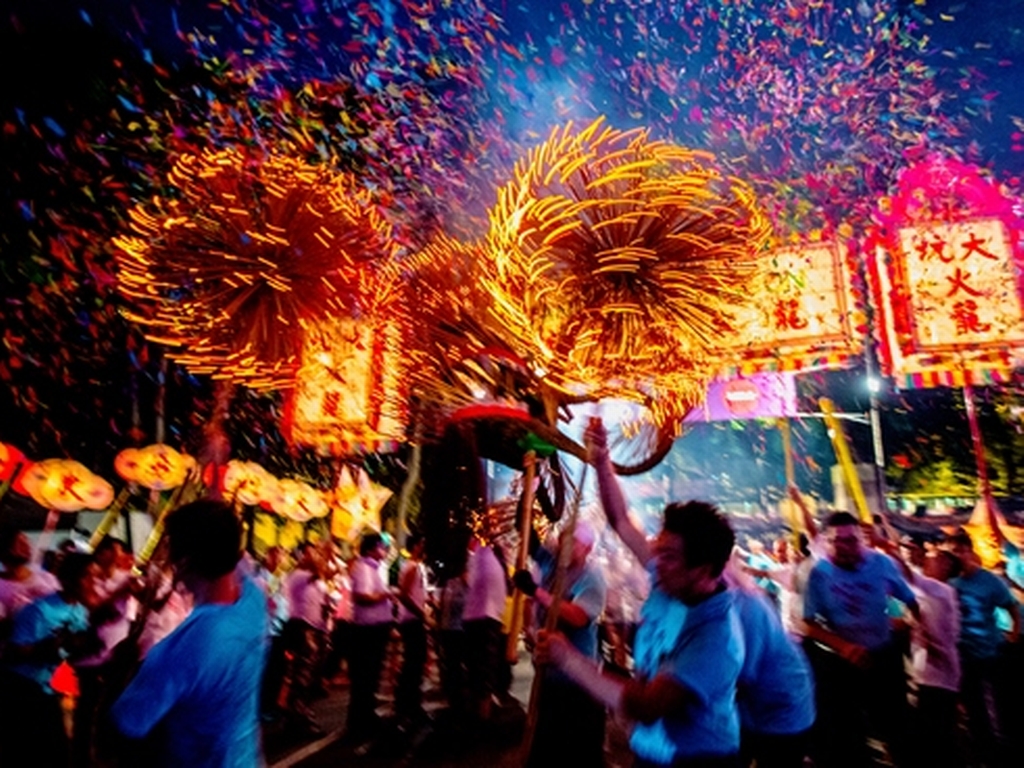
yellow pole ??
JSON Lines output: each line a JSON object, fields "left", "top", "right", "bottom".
{"left": 778, "top": 418, "right": 800, "bottom": 545}
{"left": 506, "top": 451, "right": 537, "bottom": 663}
{"left": 88, "top": 487, "right": 133, "bottom": 550}
{"left": 820, "top": 398, "right": 872, "bottom": 524}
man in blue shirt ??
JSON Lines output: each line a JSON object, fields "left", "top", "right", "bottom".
{"left": 535, "top": 420, "right": 745, "bottom": 767}
{"left": 949, "top": 529, "right": 1020, "bottom": 767}
{"left": 803, "top": 512, "right": 918, "bottom": 768}
{"left": 111, "top": 500, "right": 269, "bottom": 767}
{"left": 515, "top": 519, "right": 607, "bottom": 768}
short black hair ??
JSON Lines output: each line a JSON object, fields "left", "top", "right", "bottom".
{"left": 950, "top": 528, "right": 974, "bottom": 549}
{"left": 165, "top": 500, "right": 242, "bottom": 580}
{"left": 360, "top": 531, "right": 383, "bottom": 556}
{"left": 825, "top": 511, "right": 859, "bottom": 529}
{"left": 406, "top": 531, "right": 424, "bottom": 551}
{"left": 94, "top": 536, "right": 125, "bottom": 556}
{"left": 662, "top": 501, "right": 735, "bottom": 577}
{"left": 0, "top": 526, "right": 20, "bottom": 557}
{"left": 57, "top": 551, "right": 94, "bottom": 594}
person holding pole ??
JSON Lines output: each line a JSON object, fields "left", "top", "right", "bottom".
{"left": 515, "top": 518, "right": 607, "bottom": 767}
{"left": 110, "top": 500, "right": 269, "bottom": 768}
{"left": 535, "top": 419, "right": 745, "bottom": 768}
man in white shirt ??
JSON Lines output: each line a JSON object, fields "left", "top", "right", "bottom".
{"left": 0, "top": 528, "right": 60, "bottom": 630}
{"left": 463, "top": 526, "right": 508, "bottom": 722}
{"left": 348, "top": 532, "right": 394, "bottom": 738}
{"left": 906, "top": 549, "right": 961, "bottom": 768}
{"left": 281, "top": 543, "right": 330, "bottom": 734}
{"left": 396, "top": 532, "right": 430, "bottom": 728}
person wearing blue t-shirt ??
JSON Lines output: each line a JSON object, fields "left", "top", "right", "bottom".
{"left": 949, "top": 529, "right": 1020, "bottom": 767}
{"left": 111, "top": 500, "right": 269, "bottom": 768}
{"left": 730, "top": 584, "right": 815, "bottom": 768}
{"left": 802, "top": 512, "right": 918, "bottom": 768}
{"left": 534, "top": 420, "right": 745, "bottom": 768}
{"left": 0, "top": 551, "right": 99, "bottom": 767}
{"left": 515, "top": 518, "right": 607, "bottom": 768}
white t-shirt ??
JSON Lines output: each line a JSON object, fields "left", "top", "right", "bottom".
{"left": 284, "top": 568, "right": 330, "bottom": 631}
{"left": 79, "top": 567, "right": 137, "bottom": 668}
{"left": 463, "top": 544, "right": 507, "bottom": 623}
{"left": 910, "top": 573, "right": 961, "bottom": 691}
{"left": 0, "top": 567, "right": 60, "bottom": 621}
{"left": 397, "top": 560, "right": 428, "bottom": 624}
{"left": 351, "top": 556, "right": 393, "bottom": 625}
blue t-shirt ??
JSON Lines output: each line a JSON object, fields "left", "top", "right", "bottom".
{"left": 732, "top": 588, "right": 815, "bottom": 735}
{"left": 951, "top": 568, "right": 1015, "bottom": 661}
{"left": 5, "top": 592, "right": 89, "bottom": 694}
{"left": 534, "top": 546, "right": 606, "bottom": 659}
{"left": 630, "top": 588, "right": 744, "bottom": 764}
{"left": 804, "top": 549, "right": 916, "bottom": 651}
{"left": 112, "top": 577, "right": 269, "bottom": 768}
{"left": 1002, "top": 542, "right": 1024, "bottom": 591}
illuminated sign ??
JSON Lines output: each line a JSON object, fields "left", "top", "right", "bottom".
{"left": 876, "top": 218, "right": 1024, "bottom": 387}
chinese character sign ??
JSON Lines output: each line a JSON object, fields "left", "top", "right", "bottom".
{"left": 727, "top": 242, "right": 864, "bottom": 372}
{"left": 875, "top": 217, "right": 1024, "bottom": 387}
{"left": 898, "top": 219, "right": 1024, "bottom": 350}
{"left": 283, "top": 318, "right": 408, "bottom": 455}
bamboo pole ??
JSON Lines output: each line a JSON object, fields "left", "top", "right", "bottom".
{"left": 87, "top": 487, "right": 133, "bottom": 550}
{"left": 506, "top": 451, "right": 537, "bottom": 663}
{"left": 520, "top": 461, "right": 588, "bottom": 765}
{"left": 820, "top": 398, "right": 872, "bottom": 524}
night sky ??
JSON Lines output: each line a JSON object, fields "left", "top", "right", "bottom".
{"left": 3, "top": 0, "right": 1024, "bottom": 504}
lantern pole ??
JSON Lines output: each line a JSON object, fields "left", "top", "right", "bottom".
{"left": 506, "top": 450, "right": 537, "bottom": 663}
{"left": 963, "top": 384, "right": 997, "bottom": 520}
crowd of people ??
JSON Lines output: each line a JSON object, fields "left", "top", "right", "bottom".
{"left": 1, "top": 419, "right": 1023, "bottom": 767}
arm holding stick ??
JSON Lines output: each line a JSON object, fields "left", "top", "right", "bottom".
{"left": 585, "top": 419, "right": 651, "bottom": 567}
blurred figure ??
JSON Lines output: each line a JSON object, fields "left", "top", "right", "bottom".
{"left": 0, "top": 552, "right": 99, "bottom": 767}
{"left": 462, "top": 519, "right": 509, "bottom": 723}
{"left": 347, "top": 531, "right": 395, "bottom": 740}
{"left": 518, "top": 519, "right": 607, "bottom": 768}
{"left": 111, "top": 500, "right": 269, "bottom": 767}
{"left": 280, "top": 542, "right": 330, "bottom": 735}
{"left": 803, "top": 512, "right": 918, "bottom": 767}
{"left": 437, "top": 558, "right": 469, "bottom": 723}
{"left": 906, "top": 549, "right": 963, "bottom": 768}
{"left": 949, "top": 530, "right": 1020, "bottom": 767}
{"left": 395, "top": 532, "right": 430, "bottom": 729}
{"left": 0, "top": 527, "right": 61, "bottom": 636}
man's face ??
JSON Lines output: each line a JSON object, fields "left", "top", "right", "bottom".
{"left": 74, "top": 562, "right": 102, "bottom": 608}
{"left": 828, "top": 524, "right": 863, "bottom": 569}
{"left": 3, "top": 532, "right": 32, "bottom": 567}
{"left": 96, "top": 543, "right": 122, "bottom": 570}
{"left": 653, "top": 530, "right": 708, "bottom": 602}
{"left": 923, "top": 552, "right": 952, "bottom": 581}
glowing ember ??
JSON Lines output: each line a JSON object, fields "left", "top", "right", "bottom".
{"left": 483, "top": 117, "right": 772, "bottom": 421}
{"left": 113, "top": 148, "right": 397, "bottom": 389}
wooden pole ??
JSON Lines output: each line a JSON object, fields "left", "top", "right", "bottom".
{"left": 506, "top": 451, "right": 537, "bottom": 663}
{"left": 87, "top": 487, "right": 133, "bottom": 550}
{"left": 521, "top": 461, "right": 588, "bottom": 765}
{"left": 820, "top": 398, "right": 872, "bottom": 525}
{"left": 963, "top": 384, "right": 998, "bottom": 522}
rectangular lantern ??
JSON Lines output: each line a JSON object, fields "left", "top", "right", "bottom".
{"left": 875, "top": 218, "right": 1024, "bottom": 387}
{"left": 284, "top": 318, "right": 408, "bottom": 455}
{"left": 726, "top": 241, "right": 864, "bottom": 374}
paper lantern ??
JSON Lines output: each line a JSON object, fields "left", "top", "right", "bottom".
{"left": 224, "top": 460, "right": 277, "bottom": 507}
{"left": 24, "top": 459, "right": 114, "bottom": 513}
{"left": 273, "top": 478, "right": 326, "bottom": 522}
{"left": 113, "top": 448, "right": 143, "bottom": 483}
{"left": 871, "top": 155, "right": 1024, "bottom": 388}
{"left": 115, "top": 444, "right": 194, "bottom": 490}
{"left": 724, "top": 241, "right": 865, "bottom": 374}
{"left": 0, "top": 443, "right": 27, "bottom": 483}
{"left": 283, "top": 311, "right": 409, "bottom": 457}
{"left": 331, "top": 466, "right": 391, "bottom": 538}
{"left": 136, "top": 445, "right": 194, "bottom": 491}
